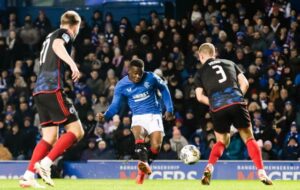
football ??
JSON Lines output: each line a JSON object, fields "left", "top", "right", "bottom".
{"left": 180, "top": 145, "right": 201, "bottom": 165}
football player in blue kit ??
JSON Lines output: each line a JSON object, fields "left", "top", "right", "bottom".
{"left": 97, "top": 58, "right": 174, "bottom": 184}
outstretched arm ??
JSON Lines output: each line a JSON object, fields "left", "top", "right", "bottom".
{"left": 103, "top": 88, "right": 123, "bottom": 121}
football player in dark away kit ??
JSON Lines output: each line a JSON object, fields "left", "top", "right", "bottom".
{"left": 195, "top": 43, "right": 272, "bottom": 185}
{"left": 20, "top": 11, "right": 84, "bottom": 188}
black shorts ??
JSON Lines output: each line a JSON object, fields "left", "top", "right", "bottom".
{"left": 34, "top": 90, "right": 79, "bottom": 127}
{"left": 210, "top": 103, "right": 251, "bottom": 133}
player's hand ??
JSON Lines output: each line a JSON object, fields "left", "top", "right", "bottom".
{"left": 96, "top": 112, "right": 105, "bottom": 123}
{"left": 70, "top": 64, "right": 80, "bottom": 82}
{"left": 164, "top": 111, "right": 174, "bottom": 121}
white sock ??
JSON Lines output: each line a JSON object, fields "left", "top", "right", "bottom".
{"left": 41, "top": 156, "right": 53, "bottom": 168}
{"left": 206, "top": 163, "right": 214, "bottom": 173}
{"left": 258, "top": 169, "right": 266, "bottom": 176}
{"left": 24, "top": 170, "right": 35, "bottom": 179}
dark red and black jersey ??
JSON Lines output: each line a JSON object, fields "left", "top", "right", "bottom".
{"left": 33, "top": 28, "right": 72, "bottom": 95}
{"left": 195, "top": 58, "right": 245, "bottom": 111}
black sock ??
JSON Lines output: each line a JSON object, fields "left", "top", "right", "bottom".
{"left": 148, "top": 147, "right": 159, "bottom": 165}
{"left": 135, "top": 143, "right": 148, "bottom": 162}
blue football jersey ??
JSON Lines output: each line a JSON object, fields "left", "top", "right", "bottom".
{"left": 104, "top": 72, "right": 173, "bottom": 120}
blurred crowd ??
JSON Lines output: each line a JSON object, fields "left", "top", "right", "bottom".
{"left": 0, "top": 0, "right": 300, "bottom": 162}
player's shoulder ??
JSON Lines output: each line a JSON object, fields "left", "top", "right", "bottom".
{"left": 117, "top": 75, "right": 128, "bottom": 86}
{"left": 146, "top": 71, "right": 161, "bottom": 80}
{"left": 51, "top": 28, "right": 72, "bottom": 43}
{"left": 218, "top": 58, "right": 235, "bottom": 66}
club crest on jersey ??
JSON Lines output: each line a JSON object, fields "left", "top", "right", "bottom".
{"left": 62, "top": 33, "right": 70, "bottom": 43}
{"left": 144, "top": 82, "right": 150, "bottom": 89}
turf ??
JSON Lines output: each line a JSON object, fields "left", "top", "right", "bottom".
{"left": 1, "top": 179, "right": 299, "bottom": 190}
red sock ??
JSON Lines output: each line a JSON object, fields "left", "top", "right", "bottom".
{"left": 208, "top": 141, "right": 225, "bottom": 165}
{"left": 246, "top": 138, "right": 264, "bottom": 169}
{"left": 27, "top": 139, "right": 52, "bottom": 172}
{"left": 150, "top": 147, "right": 159, "bottom": 154}
{"left": 135, "top": 139, "right": 144, "bottom": 144}
{"left": 47, "top": 132, "right": 77, "bottom": 161}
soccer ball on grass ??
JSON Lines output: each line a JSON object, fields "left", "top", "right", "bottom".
{"left": 179, "top": 145, "right": 200, "bottom": 165}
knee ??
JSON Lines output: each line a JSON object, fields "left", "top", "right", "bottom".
{"left": 67, "top": 122, "right": 85, "bottom": 141}
{"left": 43, "top": 135, "right": 58, "bottom": 145}
{"left": 224, "top": 139, "right": 230, "bottom": 148}
{"left": 73, "top": 127, "right": 85, "bottom": 141}
{"left": 151, "top": 143, "right": 162, "bottom": 152}
{"left": 77, "top": 129, "right": 85, "bottom": 140}
{"left": 218, "top": 139, "right": 230, "bottom": 148}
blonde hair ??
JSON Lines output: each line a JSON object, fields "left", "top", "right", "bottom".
{"left": 198, "top": 43, "right": 216, "bottom": 56}
{"left": 60, "top": 10, "right": 81, "bottom": 26}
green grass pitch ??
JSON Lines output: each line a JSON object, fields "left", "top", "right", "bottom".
{"left": 1, "top": 179, "right": 299, "bottom": 190}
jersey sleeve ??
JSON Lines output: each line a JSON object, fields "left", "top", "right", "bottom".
{"left": 152, "top": 73, "right": 174, "bottom": 113}
{"left": 194, "top": 71, "right": 203, "bottom": 88}
{"left": 57, "top": 29, "right": 72, "bottom": 44}
{"left": 234, "top": 63, "right": 243, "bottom": 75}
{"left": 103, "top": 83, "right": 124, "bottom": 120}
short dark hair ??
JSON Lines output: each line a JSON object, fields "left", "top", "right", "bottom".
{"left": 129, "top": 59, "right": 144, "bottom": 68}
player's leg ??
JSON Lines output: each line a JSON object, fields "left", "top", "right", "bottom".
{"left": 20, "top": 126, "right": 58, "bottom": 188}
{"left": 238, "top": 127, "right": 272, "bottom": 185}
{"left": 201, "top": 109, "right": 231, "bottom": 185}
{"left": 132, "top": 125, "right": 148, "bottom": 163}
{"left": 201, "top": 131, "right": 230, "bottom": 185}
{"left": 131, "top": 125, "right": 150, "bottom": 184}
{"left": 37, "top": 120, "right": 83, "bottom": 187}
{"left": 148, "top": 114, "right": 164, "bottom": 165}
{"left": 148, "top": 131, "right": 163, "bottom": 165}
{"left": 20, "top": 95, "right": 58, "bottom": 188}
{"left": 233, "top": 104, "right": 272, "bottom": 185}
{"left": 36, "top": 91, "right": 83, "bottom": 186}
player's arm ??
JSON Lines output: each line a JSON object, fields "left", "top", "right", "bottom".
{"left": 194, "top": 71, "right": 209, "bottom": 106}
{"left": 237, "top": 73, "right": 249, "bottom": 96}
{"left": 154, "top": 74, "right": 174, "bottom": 120}
{"left": 234, "top": 63, "right": 249, "bottom": 96}
{"left": 52, "top": 38, "right": 80, "bottom": 82}
{"left": 98, "top": 84, "right": 123, "bottom": 122}
{"left": 195, "top": 87, "right": 210, "bottom": 106}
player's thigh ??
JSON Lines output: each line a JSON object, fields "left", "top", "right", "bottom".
{"left": 65, "top": 120, "right": 84, "bottom": 139}
{"left": 40, "top": 92, "right": 68, "bottom": 124}
{"left": 231, "top": 104, "right": 251, "bottom": 130}
{"left": 149, "top": 131, "right": 164, "bottom": 148}
{"left": 34, "top": 95, "right": 52, "bottom": 126}
{"left": 214, "top": 131, "right": 230, "bottom": 146}
{"left": 131, "top": 125, "right": 146, "bottom": 139}
{"left": 52, "top": 91, "right": 80, "bottom": 125}
{"left": 238, "top": 126, "right": 255, "bottom": 143}
{"left": 41, "top": 126, "right": 59, "bottom": 145}
{"left": 146, "top": 114, "right": 164, "bottom": 136}
{"left": 210, "top": 110, "right": 232, "bottom": 134}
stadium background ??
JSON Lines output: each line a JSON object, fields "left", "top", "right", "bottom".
{"left": 0, "top": 0, "right": 300, "bottom": 181}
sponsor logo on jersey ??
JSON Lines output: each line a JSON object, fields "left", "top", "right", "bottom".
{"left": 62, "top": 33, "right": 70, "bottom": 43}
{"left": 144, "top": 81, "right": 150, "bottom": 89}
{"left": 133, "top": 91, "right": 150, "bottom": 102}
{"left": 69, "top": 106, "right": 76, "bottom": 114}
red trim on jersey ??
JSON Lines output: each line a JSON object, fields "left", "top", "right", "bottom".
{"left": 56, "top": 91, "right": 70, "bottom": 116}
{"left": 40, "top": 120, "right": 54, "bottom": 126}
{"left": 33, "top": 89, "right": 59, "bottom": 96}
{"left": 57, "top": 58, "right": 61, "bottom": 89}
{"left": 210, "top": 102, "right": 246, "bottom": 112}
